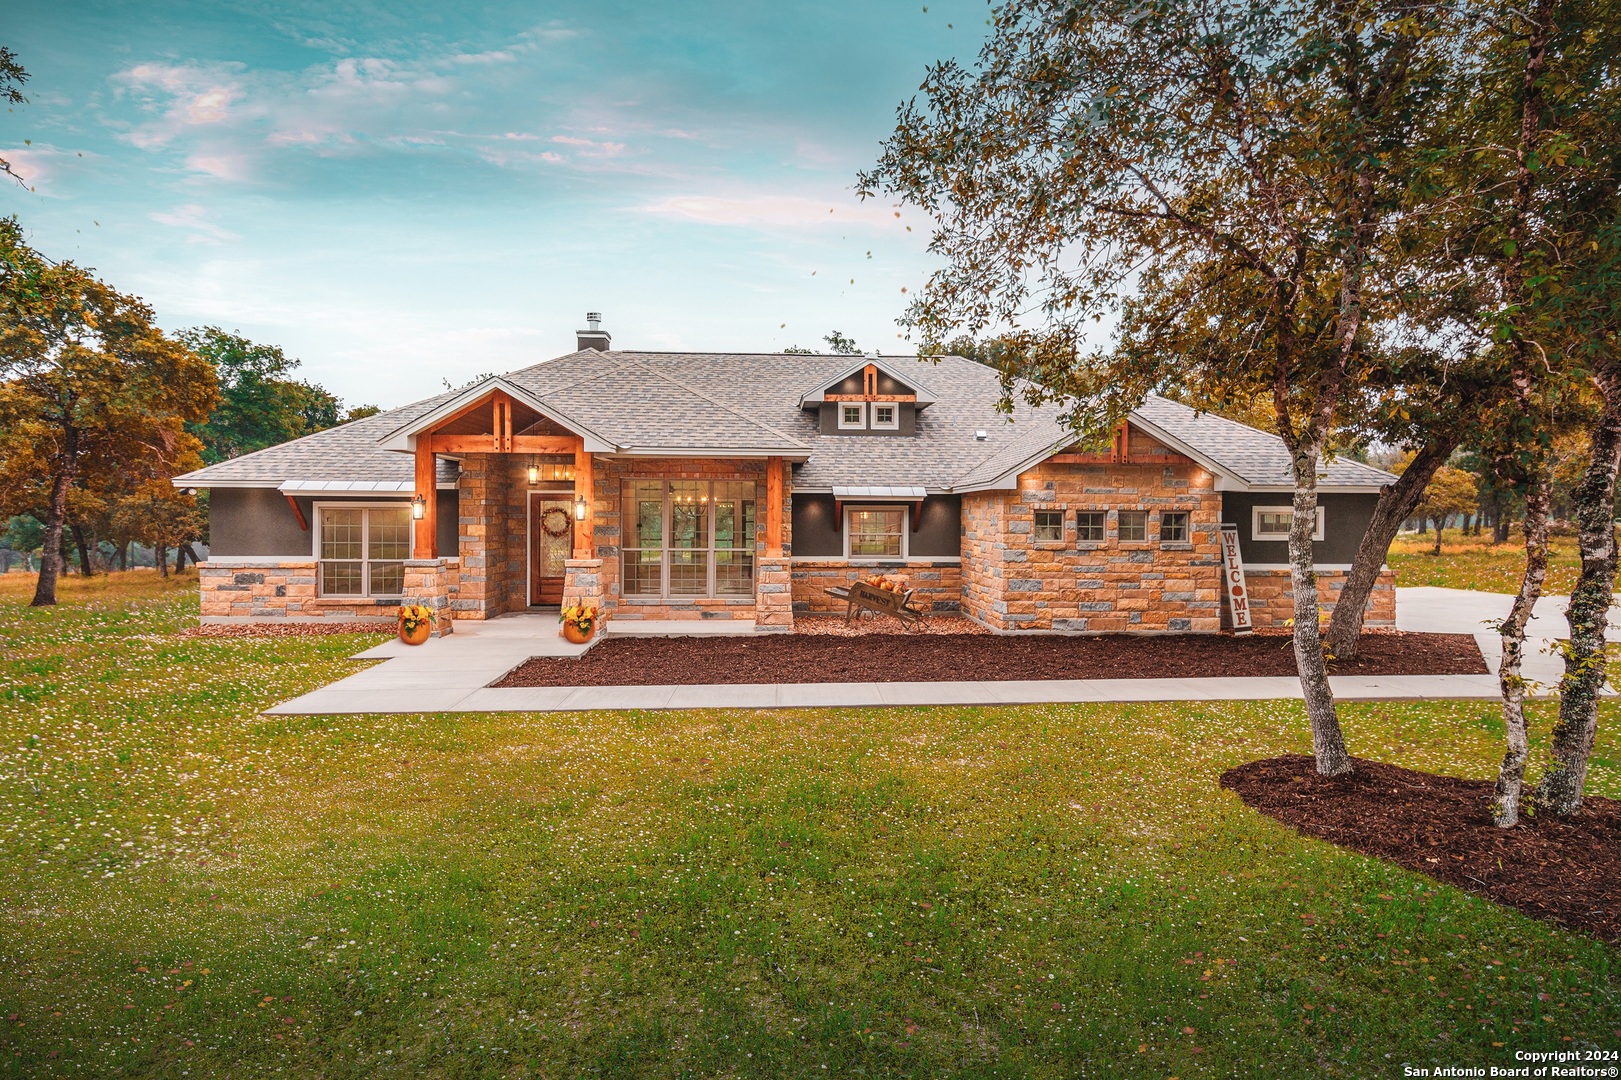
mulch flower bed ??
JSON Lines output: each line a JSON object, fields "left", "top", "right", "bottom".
{"left": 180, "top": 623, "right": 391, "bottom": 638}
{"left": 1221, "top": 755, "right": 1620, "bottom": 942}
{"left": 493, "top": 631, "right": 1486, "bottom": 687}
{"left": 795, "top": 614, "right": 990, "bottom": 636}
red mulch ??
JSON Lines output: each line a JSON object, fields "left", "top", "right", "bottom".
{"left": 492, "top": 631, "right": 1486, "bottom": 687}
{"left": 1221, "top": 755, "right": 1621, "bottom": 942}
{"left": 181, "top": 623, "right": 390, "bottom": 638}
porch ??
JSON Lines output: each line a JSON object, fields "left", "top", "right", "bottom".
{"left": 389, "top": 385, "right": 793, "bottom": 635}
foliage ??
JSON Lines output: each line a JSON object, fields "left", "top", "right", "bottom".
{"left": 823, "top": 331, "right": 861, "bottom": 355}
{"left": 559, "top": 602, "right": 596, "bottom": 634}
{"left": 0, "top": 45, "right": 26, "bottom": 187}
{"left": 0, "top": 574, "right": 1615, "bottom": 1075}
{"left": 1414, "top": 466, "right": 1480, "bottom": 530}
{"left": 179, "top": 327, "right": 342, "bottom": 464}
{"left": 0, "top": 216, "right": 216, "bottom": 605}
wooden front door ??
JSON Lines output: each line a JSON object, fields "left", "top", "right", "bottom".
{"left": 529, "top": 494, "right": 572, "bottom": 605}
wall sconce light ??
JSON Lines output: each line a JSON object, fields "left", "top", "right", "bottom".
{"left": 411, "top": 494, "right": 427, "bottom": 520}
{"left": 527, "top": 463, "right": 539, "bottom": 485}
{"left": 573, "top": 494, "right": 588, "bottom": 521}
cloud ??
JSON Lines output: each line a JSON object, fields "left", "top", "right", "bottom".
{"left": 639, "top": 192, "right": 911, "bottom": 232}
{"left": 0, "top": 144, "right": 94, "bottom": 194}
{"left": 149, "top": 202, "right": 239, "bottom": 243}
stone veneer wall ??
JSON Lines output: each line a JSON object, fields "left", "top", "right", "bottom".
{"left": 403, "top": 558, "right": 457, "bottom": 636}
{"left": 959, "top": 447, "right": 1225, "bottom": 632}
{"left": 790, "top": 561, "right": 963, "bottom": 614}
{"left": 198, "top": 557, "right": 461, "bottom": 623}
{"left": 453, "top": 453, "right": 540, "bottom": 619}
{"left": 1239, "top": 567, "right": 1397, "bottom": 629}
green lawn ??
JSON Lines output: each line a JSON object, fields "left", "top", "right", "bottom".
{"left": 0, "top": 571, "right": 1616, "bottom": 1077}
{"left": 1388, "top": 529, "right": 1585, "bottom": 595}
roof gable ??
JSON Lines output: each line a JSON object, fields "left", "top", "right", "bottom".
{"left": 797, "top": 357, "right": 937, "bottom": 408}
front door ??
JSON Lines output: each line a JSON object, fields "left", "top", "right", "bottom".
{"left": 529, "top": 494, "right": 572, "bottom": 605}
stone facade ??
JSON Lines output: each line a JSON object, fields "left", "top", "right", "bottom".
{"left": 1239, "top": 567, "right": 1398, "bottom": 630}
{"left": 960, "top": 440, "right": 1225, "bottom": 632}
{"left": 453, "top": 453, "right": 544, "bottom": 619}
{"left": 790, "top": 560, "right": 963, "bottom": 614}
{"left": 199, "top": 558, "right": 400, "bottom": 623}
{"left": 561, "top": 558, "right": 604, "bottom": 627}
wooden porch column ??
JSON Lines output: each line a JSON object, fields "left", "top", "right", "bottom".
{"left": 413, "top": 439, "right": 437, "bottom": 559}
{"left": 572, "top": 439, "right": 594, "bottom": 558}
{"left": 765, "top": 456, "right": 784, "bottom": 557}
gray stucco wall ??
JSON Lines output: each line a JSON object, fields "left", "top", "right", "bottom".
{"left": 1221, "top": 491, "right": 1379, "bottom": 565}
{"left": 792, "top": 493, "right": 961, "bottom": 558}
{"left": 207, "top": 487, "right": 458, "bottom": 557}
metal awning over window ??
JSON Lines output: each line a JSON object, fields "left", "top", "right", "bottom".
{"left": 831, "top": 486, "right": 928, "bottom": 531}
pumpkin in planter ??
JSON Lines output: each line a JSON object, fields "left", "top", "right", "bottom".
{"left": 398, "top": 603, "right": 435, "bottom": 645}
{"left": 560, "top": 603, "right": 597, "bottom": 644}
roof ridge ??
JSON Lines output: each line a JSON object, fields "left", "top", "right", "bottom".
{"left": 616, "top": 356, "right": 810, "bottom": 449}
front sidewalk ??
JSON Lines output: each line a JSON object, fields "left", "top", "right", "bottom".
{"left": 261, "top": 587, "right": 1589, "bottom": 716}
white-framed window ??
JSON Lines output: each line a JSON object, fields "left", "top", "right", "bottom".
{"left": 845, "top": 505, "right": 907, "bottom": 559}
{"left": 314, "top": 503, "right": 412, "bottom": 597}
{"left": 838, "top": 402, "right": 867, "bottom": 430}
{"left": 1253, "top": 505, "right": 1326, "bottom": 541}
{"left": 871, "top": 403, "right": 899, "bottom": 430}
{"left": 622, "top": 480, "right": 756, "bottom": 598}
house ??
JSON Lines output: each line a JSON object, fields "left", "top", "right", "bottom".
{"left": 173, "top": 315, "right": 1399, "bottom": 635}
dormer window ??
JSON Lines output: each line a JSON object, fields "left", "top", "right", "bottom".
{"left": 871, "top": 404, "right": 898, "bottom": 430}
{"left": 839, "top": 403, "right": 866, "bottom": 430}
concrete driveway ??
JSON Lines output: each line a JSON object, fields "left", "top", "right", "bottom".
{"left": 1396, "top": 586, "right": 1621, "bottom": 693}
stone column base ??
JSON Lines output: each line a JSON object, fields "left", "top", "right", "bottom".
{"left": 403, "top": 558, "right": 455, "bottom": 637}
{"left": 563, "top": 558, "right": 607, "bottom": 631}
{"left": 755, "top": 556, "right": 793, "bottom": 633}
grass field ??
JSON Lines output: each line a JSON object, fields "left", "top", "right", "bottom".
{"left": 0, "top": 570, "right": 1616, "bottom": 1077}
{"left": 1388, "top": 529, "right": 1585, "bottom": 595}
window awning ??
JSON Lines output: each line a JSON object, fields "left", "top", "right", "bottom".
{"left": 831, "top": 485, "right": 927, "bottom": 501}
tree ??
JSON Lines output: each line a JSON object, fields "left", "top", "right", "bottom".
{"left": 862, "top": 0, "right": 1457, "bottom": 775}
{"left": 823, "top": 331, "right": 861, "bottom": 355}
{"left": 0, "top": 47, "right": 26, "bottom": 187}
{"left": 1412, "top": 464, "right": 1479, "bottom": 555}
{"left": 181, "top": 327, "right": 341, "bottom": 463}
{"left": 111, "top": 481, "right": 204, "bottom": 579}
{"left": 0, "top": 217, "right": 218, "bottom": 605}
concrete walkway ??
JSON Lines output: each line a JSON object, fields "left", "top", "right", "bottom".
{"left": 261, "top": 586, "right": 1614, "bottom": 716}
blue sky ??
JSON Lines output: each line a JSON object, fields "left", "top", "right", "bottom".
{"left": 3, "top": 1, "right": 988, "bottom": 408}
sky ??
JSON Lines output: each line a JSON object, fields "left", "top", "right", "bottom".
{"left": 3, "top": 0, "right": 991, "bottom": 409}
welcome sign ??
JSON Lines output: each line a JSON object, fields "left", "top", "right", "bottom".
{"left": 1219, "top": 524, "right": 1253, "bottom": 634}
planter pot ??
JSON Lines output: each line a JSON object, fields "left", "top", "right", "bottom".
{"left": 562, "top": 621, "right": 594, "bottom": 645}
{"left": 399, "top": 619, "right": 432, "bottom": 646}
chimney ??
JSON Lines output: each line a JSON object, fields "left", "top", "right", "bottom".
{"left": 576, "top": 311, "right": 611, "bottom": 352}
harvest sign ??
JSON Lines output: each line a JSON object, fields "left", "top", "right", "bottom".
{"left": 1219, "top": 524, "right": 1253, "bottom": 634}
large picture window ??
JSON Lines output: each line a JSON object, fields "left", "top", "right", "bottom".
{"left": 317, "top": 505, "right": 411, "bottom": 597}
{"left": 622, "top": 480, "right": 756, "bottom": 598}
{"left": 845, "top": 506, "right": 907, "bottom": 559}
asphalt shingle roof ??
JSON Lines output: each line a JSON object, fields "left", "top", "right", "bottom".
{"left": 176, "top": 350, "right": 1396, "bottom": 492}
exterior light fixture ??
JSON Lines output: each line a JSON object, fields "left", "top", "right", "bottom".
{"left": 573, "top": 494, "right": 588, "bottom": 521}
{"left": 528, "top": 463, "right": 539, "bottom": 485}
{"left": 411, "top": 494, "right": 427, "bottom": 520}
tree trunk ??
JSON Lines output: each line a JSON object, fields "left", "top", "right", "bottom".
{"left": 1494, "top": 513, "right": 1511, "bottom": 544}
{"left": 1492, "top": 474, "right": 1549, "bottom": 827}
{"left": 1326, "top": 440, "right": 1452, "bottom": 659}
{"left": 156, "top": 543, "right": 169, "bottom": 579}
{"left": 1431, "top": 519, "right": 1443, "bottom": 556}
{"left": 116, "top": 542, "right": 128, "bottom": 571}
{"left": 30, "top": 433, "right": 77, "bottom": 607}
{"left": 1289, "top": 443, "right": 1351, "bottom": 776}
{"left": 1538, "top": 400, "right": 1621, "bottom": 816}
{"left": 1416, "top": 517, "right": 1427, "bottom": 536}
{"left": 70, "top": 524, "right": 94, "bottom": 577}
{"left": 179, "top": 542, "right": 201, "bottom": 570}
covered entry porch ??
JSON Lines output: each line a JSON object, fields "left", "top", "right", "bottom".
{"left": 381, "top": 380, "right": 793, "bottom": 634}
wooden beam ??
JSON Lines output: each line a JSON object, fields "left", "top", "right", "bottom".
{"left": 285, "top": 494, "right": 309, "bottom": 531}
{"left": 413, "top": 441, "right": 437, "bottom": 559}
{"left": 1050, "top": 451, "right": 1190, "bottom": 466}
{"left": 572, "top": 439, "right": 594, "bottom": 559}
{"left": 823, "top": 393, "right": 917, "bottom": 403}
{"left": 765, "top": 457, "right": 783, "bottom": 557}
{"left": 428, "top": 434, "right": 579, "bottom": 455}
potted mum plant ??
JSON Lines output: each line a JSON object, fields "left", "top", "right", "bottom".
{"left": 559, "top": 602, "right": 597, "bottom": 644}
{"left": 398, "top": 603, "right": 435, "bottom": 645}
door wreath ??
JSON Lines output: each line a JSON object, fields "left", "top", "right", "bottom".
{"left": 539, "top": 506, "right": 572, "bottom": 539}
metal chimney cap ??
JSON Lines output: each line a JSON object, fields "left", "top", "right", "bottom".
{"left": 586, "top": 312, "right": 602, "bottom": 331}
